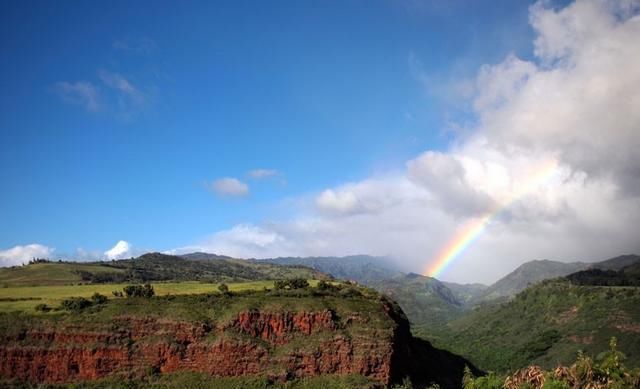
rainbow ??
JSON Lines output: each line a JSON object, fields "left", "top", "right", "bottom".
{"left": 423, "top": 159, "right": 559, "bottom": 278}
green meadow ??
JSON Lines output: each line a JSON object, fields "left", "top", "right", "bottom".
{"left": 0, "top": 280, "right": 320, "bottom": 313}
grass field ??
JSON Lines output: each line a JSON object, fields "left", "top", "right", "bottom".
{"left": 0, "top": 280, "right": 320, "bottom": 313}
{"left": 0, "top": 262, "right": 126, "bottom": 287}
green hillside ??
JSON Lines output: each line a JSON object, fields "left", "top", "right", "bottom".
{"left": 0, "top": 253, "right": 326, "bottom": 287}
{"left": 0, "top": 262, "right": 126, "bottom": 287}
{"left": 105, "top": 253, "right": 326, "bottom": 283}
{"left": 259, "top": 255, "right": 404, "bottom": 284}
{"left": 257, "top": 257, "right": 470, "bottom": 337}
{"left": 370, "top": 273, "right": 466, "bottom": 336}
{"left": 439, "top": 279, "right": 640, "bottom": 373}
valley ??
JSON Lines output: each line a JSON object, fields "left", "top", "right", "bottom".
{"left": 0, "top": 252, "right": 638, "bottom": 388}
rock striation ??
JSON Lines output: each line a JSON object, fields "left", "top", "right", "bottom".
{"left": 0, "top": 307, "right": 402, "bottom": 385}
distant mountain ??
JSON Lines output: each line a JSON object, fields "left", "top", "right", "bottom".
{"left": 565, "top": 260, "right": 640, "bottom": 286}
{"left": 258, "top": 255, "right": 404, "bottom": 284}
{"left": 475, "top": 254, "right": 640, "bottom": 302}
{"left": 179, "top": 252, "right": 235, "bottom": 261}
{"left": 622, "top": 261, "right": 640, "bottom": 276}
{"left": 441, "top": 281, "right": 488, "bottom": 304}
{"left": 592, "top": 254, "right": 640, "bottom": 271}
{"left": 476, "top": 260, "right": 589, "bottom": 301}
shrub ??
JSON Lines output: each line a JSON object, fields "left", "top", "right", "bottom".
{"left": 60, "top": 297, "right": 93, "bottom": 312}
{"left": 91, "top": 292, "right": 108, "bottom": 304}
{"left": 34, "top": 303, "right": 51, "bottom": 312}
{"left": 317, "top": 280, "right": 338, "bottom": 291}
{"left": 218, "top": 283, "right": 229, "bottom": 293}
{"left": 289, "top": 278, "right": 309, "bottom": 289}
{"left": 123, "top": 284, "right": 155, "bottom": 298}
{"left": 112, "top": 290, "right": 123, "bottom": 297}
{"left": 273, "top": 278, "right": 309, "bottom": 290}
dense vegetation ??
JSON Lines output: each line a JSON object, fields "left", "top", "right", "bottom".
{"left": 566, "top": 268, "right": 640, "bottom": 286}
{"left": 437, "top": 280, "right": 640, "bottom": 373}
{"left": 370, "top": 273, "right": 467, "bottom": 336}
{"left": 463, "top": 338, "right": 640, "bottom": 388}
{"left": 123, "top": 284, "right": 156, "bottom": 298}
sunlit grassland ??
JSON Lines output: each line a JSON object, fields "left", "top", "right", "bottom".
{"left": 0, "top": 262, "right": 125, "bottom": 287}
{"left": 0, "top": 280, "right": 320, "bottom": 313}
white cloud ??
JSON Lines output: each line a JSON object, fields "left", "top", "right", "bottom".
{"left": 316, "top": 189, "right": 360, "bottom": 215}
{"left": 104, "top": 240, "right": 132, "bottom": 260}
{"left": 0, "top": 244, "right": 54, "bottom": 267}
{"left": 54, "top": 70, "right": 149, "bottom": 119}
{"left": 53, "top": 81, "right": 101, "bottom": 112}
{"left": 176, "top": 0, "right": 640, "bottom": 283}
{"left": 248, "top": 169, "right": 279, "bottom": 179}
{"left": 98, "top": 70, "right": 146, "bottom": 106}
{"left": 209, "top": 177, "right": 249, "bottom": 197}
{"left": 191, "top": 224, "right": 287, "bottom": 258}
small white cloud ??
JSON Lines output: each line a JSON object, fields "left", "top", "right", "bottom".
{"left": 248, "top": 169, "right": 279, "bottom": 179}
{"left": 98, "top": 70, "right": 145, "bottom": 106}
{"left": 104, "top": 240, "right": 132, "bottom": 260}
{"left": 0, "top": 244, "right": 54, "bottom": 267}
{"left": 209, "top": 177, "right": 249, "bottom": 197}
{"left": 53, "top": 81, "right": 101, "bottom": 112}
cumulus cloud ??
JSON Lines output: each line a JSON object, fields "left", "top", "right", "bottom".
{"left": 177, "top": 0, "right": 640, "bottom": 283}
{"left": 53, "top": 81, "right": 101, "bottom": 112}
{"left": 190, "top": 224, "right": 288, "bottom": 258}
{"left": 104, "top": 240, "right": 132, "bottom": 260}
{"left": 316, "top": 189, "right": 360, "bottom": 215}
{"left": 0, "top": 244, "right": 54, "bottom": 267}
{"left": 209, "top": 177, "right": 249, "bottom": 197}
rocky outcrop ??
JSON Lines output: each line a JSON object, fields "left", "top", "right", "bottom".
{"left": 0, "top": 294, "right": 480, "bottom": 388}
{"left": 0, "top": 307, "right": 402, "bottom": 385}
{"left": 227, "top": 310, "right": 338, "bottom": 344}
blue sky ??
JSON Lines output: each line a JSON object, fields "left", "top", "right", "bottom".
{"left": 0, "top": 1, "right": 535, "bottom": 254}
{"left": 4, "top": 0, "right": 638, "bottom": 283}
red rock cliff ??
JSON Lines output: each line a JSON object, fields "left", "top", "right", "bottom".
{"left": 0, "top": 305, "right": 408, "bottom": 385}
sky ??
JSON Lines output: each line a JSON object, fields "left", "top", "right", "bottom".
{"left": 1, "top": 0, "right": 639, "bottom": 283}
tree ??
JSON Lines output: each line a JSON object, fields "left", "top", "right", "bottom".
{"left": 274, "top": 278, "right": 310, "bottom": 290}
{"left": 218, "top": 283, "right": 229, "bottom": 293}
{"left": 91, "top": 292, "right": 108, "bottom": 304}
{"left": 60, "top": 297, "right": 92, "bottom": 312}
{"left": 123, "top": 284, "right": 155, "bottom": 298}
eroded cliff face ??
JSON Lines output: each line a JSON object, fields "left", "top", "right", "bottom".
{"left": 0, "top": 303, "right": 408, "bottom": 385}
